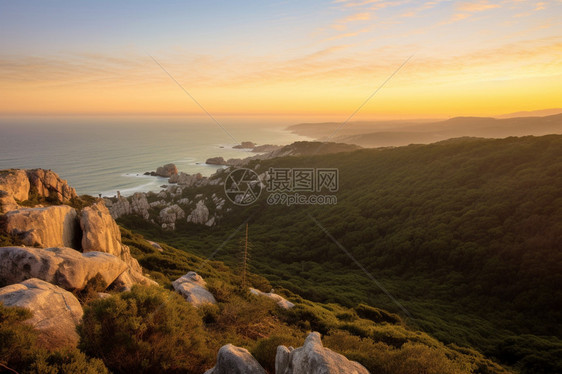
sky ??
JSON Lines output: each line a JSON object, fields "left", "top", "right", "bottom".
{"left": 0, "top": 0, "right": 561, "bottom": 119}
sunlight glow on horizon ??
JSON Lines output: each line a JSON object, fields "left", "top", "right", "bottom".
{"left": 0, "top": 0, "right": 561, "bottom": 119}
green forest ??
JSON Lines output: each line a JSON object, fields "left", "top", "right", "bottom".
{"left": 120, "top": 135, "right": 562, "bottom": 373}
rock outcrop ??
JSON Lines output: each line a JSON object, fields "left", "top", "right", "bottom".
{"left": 0, "top": 278, "right": 83, "bottom": 349}
{"left": 0, "top": 169, "right": 30, "bottom": 201}
{"left": 0, "top": 190, "right": 19, "bottom": 213}
{"left": 104, "top": 196, "right": 131, "bottom": 219}
{"left": 276, "top": 332, "right": 369, "bottom": 374}
{"left": 206, "top": 157, "right": 227, "bottom": 165}
{"left": 4, "top": 205, "right": 79, "bottom": 248}
{"left": 130, "top": 192, "right": 150, "bottom": 220}
{"left": 0, "top": 246, "right": 128, "bottom": 291}
{"left": 249, "top": 288, "right": 295, "bottom": 309}
{"left": 204, "top": 344, "right": 266, "bottom": 374}
{"left": 168, "top": 172, "right": 203, "bottom": 186}
{"left": 80, "top": 201, "right": 123, "bottom": 257}
{"left": 79, "top": 200, "right": 156, "bottom": 290}
{"left": 159, "top": 204, "right": 185, "bottom": 231}
{"left": 172, "top": 271, "right": 217, "bottom": 307}
{"left": 156, "top": 163, "right": 178, "bottom": 177}
{"left": 187, "top": 200, "right": 210, "bottom": 225}
{"left": 26, "top": 169, "right": 77, "bottom": 203}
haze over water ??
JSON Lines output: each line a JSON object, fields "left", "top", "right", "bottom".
{"left": 0, "top": 116, "right": 310, "bottom": 196}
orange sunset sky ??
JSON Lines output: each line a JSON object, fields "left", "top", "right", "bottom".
{"left": 0, "top": 0, "right": 561, "bottom": 118}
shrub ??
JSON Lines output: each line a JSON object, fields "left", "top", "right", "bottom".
{"left": 252, "top": 334, "right": 303, "bottom": 373}
{"left": 355, "top": 304, "right": 402, "bottom": 324}
{"left": 79, "top": 285, "right": 211, "bottom": 373}
{"left": 0, "top": 303, "right": 108, "bottom": 374}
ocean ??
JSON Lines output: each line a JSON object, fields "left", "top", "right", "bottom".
{"left": 0, "top": 115, "right": 311, "bottom": 197}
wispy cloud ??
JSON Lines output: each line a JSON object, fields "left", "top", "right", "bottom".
{"left": 331, "top": 12, "right": 371, "bottom": 30}
{"left": 458, "top": 0, "right": 501, "bottom": 12}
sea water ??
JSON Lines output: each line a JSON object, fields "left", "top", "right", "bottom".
{"left": 0, "top": 115, "right": 311, "bottom": 196}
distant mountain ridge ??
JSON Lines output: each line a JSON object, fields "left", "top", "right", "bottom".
{"left": 288, "top": 113, "right": 562, "bottom": 148}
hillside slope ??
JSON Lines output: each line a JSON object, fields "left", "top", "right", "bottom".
{"left": 121, "top": 135, "right": 562, "bottom": 373}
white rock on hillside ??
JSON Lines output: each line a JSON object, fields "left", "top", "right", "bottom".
{"left": 80, "top": 201, "right": 123, "bottom": 257}
{"left": 131, "top": 192, "right": 150, "bottom": 219}
{"left": 172, "top": 271, "right": 217, "bottom": 307}
{"left": 249, "top": 288, "right": 295, "bottom": 309}
{"left": 79, "top": 200, "right": 156, "bottom": 289}
{"left": 204, "top": 344, "right": 267, "bottom": 374}
{"left": 276, "top": 332, "right": 370, "bottom": 374}
{"left": 105, "top": 196, "right": 131, "bottom": 219}
{"left": 0, "top": 169, "right": 30, "bottom": 201}
{"left": 187, "top": 200, "right": 209, "bottom": 225}
{"left": 0, "top": 246, "right": 128, "bottom": 291}
{"left": 0, "top": 278, "right": 83, "bottom": 349}
{"left": 4, "top": 205, "right": 78, "bottom": 248}
{"left": 159, "top": 204, "right": 185, "bottom": 231}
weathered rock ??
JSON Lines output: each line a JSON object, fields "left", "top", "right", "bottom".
{"left": 4, "top": 205, "right": 79, "bottom": 248}
{"left": 131, "top": 192, "right": 150, "bottom": 220}
{"left": 249, "top": 288, "right": 295, "bottom": 309}
{"left": 170, "top": 172, "right": 203, "bottom": 186}
{"left": 80, "top": 201, "right": 123, "bottom": 257}
{"left": 206, "top": 157, "right": 227, "bottom": 165}
{"left": 80, "top": 201, "right": 152, "bottom": 286}
{"left": 105, "top": 196, "right": 131, "bottom": 219}
{"left": 148, "top": 240, "right": 163, "bottom": 252}
{"left": 0, "top": 190, "right": 19, "bottom": 213}
{"left": 172, "top": 271, "right": 216, "bottom": 307}
{"left": 150, "top": 199, "right": 168, "bottom": 208}
{"left": 276, "top": 332, "right": 369, "bottom": 374}
{"left": 0, "top": 169, "right": 30, "bottom": 201}
{"left": 0, "top": 278, "right": 83, "bottom": 349}
{"left": 187, "top": 200, "right": 209, "bottom": 225}
{"left": 204, "top": 344, "right": 266, "bottom": 374}
{"left": 0, "top": 246, "right": 128, "bottom": 291}
{"left": 155, "top": 163, "right": 178, "bottom": 177}
{"left": 26, "top": 169, "right": 77, "bottom": 203}
{"left": 110, "top": 267, "right": 157, "bottom": 292}
{"left": 233, "top": 141, "right": 256, "bottom": 149}
{"left": 177, "top": 197, "right": 190, "bottom": 206}
{"left": 159, "top": 204, "right": 185, "bottom": 231}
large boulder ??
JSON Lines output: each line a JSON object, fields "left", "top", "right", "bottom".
{"left": 276, "top": 332, "right": 369, "bottom": 374}
{"left": 80, "top": 201, "right": 123, "bottom": 257}
{"left": 172, "top": 271, "right": 217, "bottom": 307}
{"left": 0, "top": 246, "right": 128, "bottom": 291}
{"left": 155, "top": 163, "right": 178, "bottom": 177}
{"left": 0, "top": 169, "right": 30, "bottom": 201}
{"left": 204, "top": 344, "right": 266, "bottom": 374}
{"left": 4, "top": 205, "right": 79, "bottom": 248}
{"left": 249, "top": 288, "right": 294, "bottom": 309}
{"left": 0, "top": 278, "right": 83, "bottom": 349}
{"left": 206, "top": 157, "right": 227, "bottom": 165}
{"left": 187, "top": 200, "right": 209, "bottom": 225}
{"left": 79, "top": 200, "right": 155, "bottom": 288}
{"left": 130, "top": 192, "right": 150, "bottom": 220}
{"left": 26, "top": 169, "right": 77, "bottom": 203}
{"left": 159, "top": 204, "right": 185, "bottom": 231}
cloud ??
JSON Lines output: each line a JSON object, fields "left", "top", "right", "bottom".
{"left": 457, "top": 1, "right": 501, "bottom": 12}
{"left": 331, "top": 12, "right": 371, "bottom": 30}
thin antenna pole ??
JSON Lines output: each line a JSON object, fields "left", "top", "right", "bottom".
{"left": 243, "top": 223, "right": 248, "bottom": 289}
